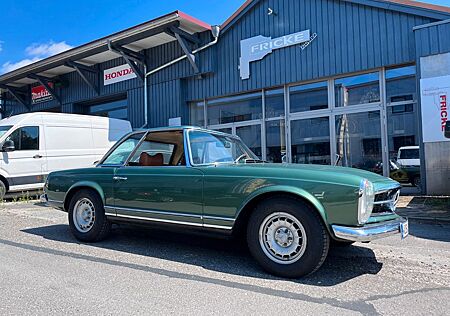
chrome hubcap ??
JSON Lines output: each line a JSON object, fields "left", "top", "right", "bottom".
{"left": 73, "top": 198, "right": 95, "bottom": 233}
{"left": 259, "top": 212, "right": 307, "bottom": 264}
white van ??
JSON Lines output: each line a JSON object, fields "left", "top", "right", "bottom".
{"left": 0, "top": 112, "right": 132, "bottom": 198}
{"left": 396, "top": 146, "right": 420, "bottom": 167}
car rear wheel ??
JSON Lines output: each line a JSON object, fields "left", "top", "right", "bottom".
{"left": 68, "top": 189, "right": 111, "bottom": 242}
{"left": 247, "top": 196, "right": 329, "bottom": 278}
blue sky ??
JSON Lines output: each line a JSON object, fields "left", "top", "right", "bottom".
{"left": 0, "top": 0, "right": 449, "bottom": 74}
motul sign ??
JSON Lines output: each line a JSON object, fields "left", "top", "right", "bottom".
{"left": 103, "top": 64, "right": 137, "bottom": 85}
{"left": 31, "top": 83, "right": 53, "bottom": 104}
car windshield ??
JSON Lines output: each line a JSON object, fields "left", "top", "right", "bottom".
{"left": 0, "top": 125, "right": 13, "bottom": 138}
{"left": 399, "top": 149, "right": 419, "bottom": 159}
{"left": 188, "top": 130, "right": 258, "bottom": 165}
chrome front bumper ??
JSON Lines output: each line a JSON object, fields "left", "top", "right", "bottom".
{"left": 331, "top": 217, "right": 408, "bottom": 242}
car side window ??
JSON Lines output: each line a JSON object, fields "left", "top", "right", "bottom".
{"left": 102, "top": 133, "right": 144, "bottom": 165}
{"left": 127, "top": 131, "right": 185, "bottom": 167}
{"left": 6, "top": 126, "right": 39, "bottom": 151}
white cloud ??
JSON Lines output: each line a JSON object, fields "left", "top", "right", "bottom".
{"left": 0, "top": 41, "right": 3, "bottom": 53}
{"left": 1, "top": 40, "right": 73, "bottom": 74}
{"left": 1, "top": 57, "right": 41, "bottom": 74}
{"left": 25, "top": 41, "right": 73, "bottom": 58}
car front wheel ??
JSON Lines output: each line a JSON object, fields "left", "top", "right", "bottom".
{"left": 68, "top": 189, "right": 111, "bottom": 242}
{"left": 247, "top": 197, "right": 329, "bottom": 278}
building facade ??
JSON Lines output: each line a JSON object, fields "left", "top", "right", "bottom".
{"left": 1, "top": 0, "right": 450, "bottom": 194}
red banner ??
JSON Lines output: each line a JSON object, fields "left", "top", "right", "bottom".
{"left": 31, "top": 83, "right": 53, "bottom": 104}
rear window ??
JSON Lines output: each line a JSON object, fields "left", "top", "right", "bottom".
{"left": 399, "top": 149, "right": 419, "bottom": 159}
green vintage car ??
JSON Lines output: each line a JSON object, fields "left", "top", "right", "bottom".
{"left": 44, "top": 127, "right": 408, "bottom": 278}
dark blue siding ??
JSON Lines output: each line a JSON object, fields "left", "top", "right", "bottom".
{"left": 414, "top": 20, "right": 450, "bottom": 57}
{"left": 186, "top": 0, "right": 434, "bottom": 101}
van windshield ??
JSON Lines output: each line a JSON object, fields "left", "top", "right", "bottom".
{"left": 399, "top": 149, "right": 419, "bottom": 159}
{"left": 0, "top": 126, "right": 13, "bottom": 138}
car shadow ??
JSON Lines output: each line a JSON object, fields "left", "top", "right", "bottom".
{"left": 21, "top": 223, "right": 382, "bottom": 286}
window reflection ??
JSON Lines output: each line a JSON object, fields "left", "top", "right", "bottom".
{"left": 336, "top": 112, "right": 381, "bottom": 171}
{"left": 236, "top": 125, "right": 262, "bottom": 158}
{"left": 290, "top": 81, "right": 328, "bottom": 113}
{"left": 189, "top": 101, "right": 205, "bottom": 127}
{"left": 291, "top": 117, "right": 330, "bottom": 165}
{"left": 266, "top": 120, "right": 286, "bottom": 163}
{"left": 265, "top": 89, "right": 285, "bottom": 118}
{"left": 386, "top": 66, "right": 416, "bottom": 103}
{"left": 335, "top": 72, "right": 380, "bottom": 107}
{"left": 207, "top": 92, "right": 262, "bottom": 125}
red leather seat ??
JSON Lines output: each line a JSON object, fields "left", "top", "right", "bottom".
{"left": 139, "top": 152, "right": 164, "bottom": 166}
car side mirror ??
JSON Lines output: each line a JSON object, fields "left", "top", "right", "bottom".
{"left": 2, "top": 140, "right": 15, "bottom": 152}
{"left": 445, "top": 121, "right": 450, "bottom": 139}
{"left": 93, "top": 160, "right": 100, "bottom": 165}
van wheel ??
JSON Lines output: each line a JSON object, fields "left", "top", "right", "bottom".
{"left": 0, "top": 180, "right": 6, "bottom": 201}
{"left": 247, "top": 197, "right": 329, "bottom": 278}
{"left": 68, "top": 189, "right": 111, "bottom": 242}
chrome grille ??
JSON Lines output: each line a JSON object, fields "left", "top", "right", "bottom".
{"left": 372, "top": 187, "right": 400, "bottom": 215}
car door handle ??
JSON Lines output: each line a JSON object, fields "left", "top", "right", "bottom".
{"left": 33, "top": 154, "right": 42, "bottom": 159}
{"left": 113, "top": 176, "right": 128, "bottom": 181}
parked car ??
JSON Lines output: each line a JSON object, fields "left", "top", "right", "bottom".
{"left": 44, "top": 127, "right": 408, "bottom": 278}
{"left": 0, "top": 112, "right": 131, "bottom": 199}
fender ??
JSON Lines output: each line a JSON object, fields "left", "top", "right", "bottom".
{"left": 236, "top": 184, "right": 330, "bottom": 227}
{"left": 65, "top": 181, "right": 106, "bottom": 205}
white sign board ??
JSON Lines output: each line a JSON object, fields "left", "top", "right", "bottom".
{"left": 239, "top": 29, "right": 315, "bottom": 80}
{"left": 104, "top": 64, "right": 137, "bottom": 85}
{"left": 420, "top": 74, "right": 450, "bottom": 142}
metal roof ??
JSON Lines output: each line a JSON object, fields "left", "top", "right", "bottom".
{"left": 0, "top": 10, "right": 211, "bottom": 89}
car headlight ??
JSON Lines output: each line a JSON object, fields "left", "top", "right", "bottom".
{"left": 358, "top": 179, "right": 374, "bottom": 224}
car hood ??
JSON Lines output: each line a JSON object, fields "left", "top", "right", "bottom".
{"left": 211, "top": 163, "right": 399, "bottom": 191}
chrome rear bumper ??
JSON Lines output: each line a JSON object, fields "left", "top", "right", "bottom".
{"left": 331, "top": 217, "right": 408, "bottom": 242}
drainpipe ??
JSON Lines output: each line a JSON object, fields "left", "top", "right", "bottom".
{"left": 142, "top": 64, "right": 148, "bottom": 128}
{"left": 142, "top": 25, "right": 220, "bottom": 128}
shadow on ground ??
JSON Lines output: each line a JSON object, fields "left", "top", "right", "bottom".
{"left": 22, "top": 223, "right": 382, "bottom": 286}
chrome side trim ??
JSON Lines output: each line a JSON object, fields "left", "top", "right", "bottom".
{"left": 112, "top": 205, "right": 203, "bottom": 219}
{"left": 203, "top": 215, "right": 235, "bottom": 222}
{"left": 203, "top": 224, "right": 233, "bottom": 230}
{"left": 114, "top": 213, "right": 203, "bottom": 227}
{"left": 332, "top": 217, "right": 407, "bottom": 242}
{"left": 105, "top": 206, "right": 234, "bottom": 230}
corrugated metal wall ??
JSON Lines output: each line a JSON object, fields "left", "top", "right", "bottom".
{"left": 187, "top": 0, "right": 434, "bottom": 101}
{"left": 414, "top": 20, "right": 450, "bottom": 57}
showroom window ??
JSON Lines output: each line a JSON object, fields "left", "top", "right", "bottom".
{"left": 289, "top": 81, "right": 328, "bottom": 113}
{"left": 207, "top": 92, "right": 262, "bottom": 125}
{"left": 189, "top": 101, "right": 205, "bottom": 127}
{"left": 266, "top": 119, "right": 286, "bottom": 163}
{"left": 86, "top": 99, "right": 128, "bottom": 120}
{"left": 335, "top": 112, "right": 382, "bottom": 171}
{"left": 291, "top": 117, "right": 330, "bottom": 165}
{"left": 265, "top": 88, "right": 285, "bottom": 118}
{"left": 335, "top": 72, "right": 380, "bottom": 107}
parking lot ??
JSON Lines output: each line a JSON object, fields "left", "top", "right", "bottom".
{"left": 0, "top": 201, "right": 449, "bottom": 315}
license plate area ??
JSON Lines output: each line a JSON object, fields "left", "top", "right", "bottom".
{"left": 400, "top": 220, "right": 409, "bottom": 239}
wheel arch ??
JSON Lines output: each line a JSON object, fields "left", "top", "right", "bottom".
{"left": 233, "top": 186, "right": 330, "bottom": 237}
{"left": 63, "top": 181, "right": 105, "bottom": 211}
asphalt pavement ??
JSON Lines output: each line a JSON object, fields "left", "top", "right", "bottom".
{"left": 0, "top": 202, "right": 449, "bottom": 315}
